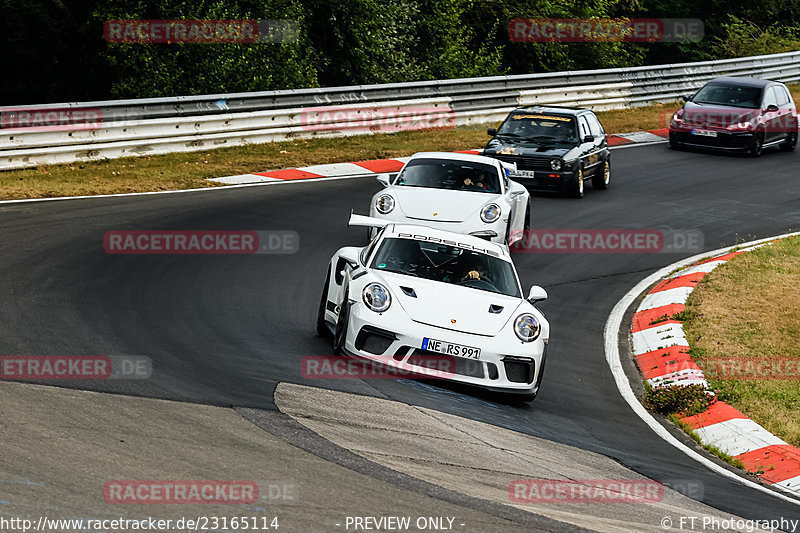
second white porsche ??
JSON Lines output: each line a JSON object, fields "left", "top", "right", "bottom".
{"left": 368, "top": 152, "right": 531, "bottom": 246}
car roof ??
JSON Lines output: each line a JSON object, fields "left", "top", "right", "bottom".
{"left": 510, "top": 105, "right": 589, "bottom": 116}
{"left": 408, "top": 151, "right": 503, "bottom": 167}
{"left": 706, "top": 77, "right": 781, "bottom": 88}
{"left": 382, "top": 224, "right": 512, "bottom": 260}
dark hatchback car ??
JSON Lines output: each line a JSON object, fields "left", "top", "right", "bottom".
{"left": 482, "top": 106, "right": 611, "bottom": 198}
{"left": 669, "top": 77, "right": 798, "bottom": 156}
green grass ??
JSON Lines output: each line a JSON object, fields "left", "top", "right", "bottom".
{"left": 682, "top": 236, "right": 800, "bottom": 447}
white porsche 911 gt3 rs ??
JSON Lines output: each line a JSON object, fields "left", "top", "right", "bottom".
{"left": 369, "top": 152, "right": 531, "bottom": 247}
{"left": 316, "top": 214, "right": 550, "bottom": 401}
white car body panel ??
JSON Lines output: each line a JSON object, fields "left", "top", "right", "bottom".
{"left": 369, "top": 152, "right": 531, "bottom": 246}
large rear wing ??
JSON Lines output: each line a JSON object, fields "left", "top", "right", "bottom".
{"left": 347, "top": 211, "right": 391, "bottom": 229}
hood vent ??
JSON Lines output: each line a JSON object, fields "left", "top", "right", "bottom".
{"left": 400, "top": 286, "right": 417, "bottom": 298}
{"left": 488, "top": 304, "right": 504, "bottom": 314}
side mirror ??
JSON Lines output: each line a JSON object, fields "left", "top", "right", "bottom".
{"left": 682, "top": 93, "right": 693, "bottom": 102}
{"left": 527, "top": 285, "right": 548, "bottom": 303}
{"left": 583, "top": 135, "right": 595, "bottom": 143}
{"left": 376, "top": 173, "right": 391, "bottom": 187}
{"left": 765, "top": 104, "right": 779, "bottom": 113}
{"left": 487, "top": 128, "right": 497, "bottom": 136}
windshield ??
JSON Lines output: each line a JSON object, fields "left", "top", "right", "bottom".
{"left": 370, "top": 237, "right": 520, "bottom": 297}
{"left": 691, "top": 84, "right": 762, "bottom": 108}
{"left": 496, "top": 112, "right": 578, "bottom": 144}
{"left": 395, "top": 158, "right": 501, "bottom": 194}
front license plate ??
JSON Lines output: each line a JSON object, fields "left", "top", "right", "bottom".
{"left": 510, "top": 170, "right": 537, "bottom": 178}
{"left": 422, "top": 338, "right": 481, "bottom": 359}
{"left": 691, "top": 129, "right": 717, "bottom": 137}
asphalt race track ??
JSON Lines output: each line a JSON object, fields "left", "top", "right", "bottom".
{"left": 1, "top": 143, "right": 799, "bottom": 524}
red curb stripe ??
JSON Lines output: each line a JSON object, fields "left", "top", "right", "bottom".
{"left": 649, "top": 128, "right": 669, "bottom": 138}
{"left": 607, "top": 135, "right": 635, "bottom": 146}
{"left": 680, "top": 401, "right": 749, "bottom": 430}
{"left": 698, "top": 251, "right": 745, "bottom": 264}
{"left": 253, "top": 169, "right": 325, "bottom": 180}
{"left": 635, "top": 346, "right": 697, "bottom": 380}
{"left": 632, "top": 304, "right": 685, "bottom": 332}
{"left": 352, "top": 159, "right": 405, "bottom": 173}
{"left": 650, "top": 272, "right": 707, "bottom": 294}
{"left": 735, "top": 445, "right": 800, "bottom": 484}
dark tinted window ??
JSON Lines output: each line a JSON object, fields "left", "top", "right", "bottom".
{"left": 371, "top": 237, "right": 520, "bottom": 297}
{"left": 692, "top": 83, "right": 762, "bottom": 108}
{"left": 497, "top": 112, "right": 578, "bottom": 144}
{"left": 395, "top": 158, "right": 501, "bottom": 194}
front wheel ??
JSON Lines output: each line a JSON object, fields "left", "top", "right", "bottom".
{"left": 568, "top": 167, "right": 584, "bottom": 198}
{"left": 333, "top": 295, "right": 350, "bottom": 354}
{"left": 316, "top": 266, "right": 332, "bottom": 337}
{"left": 780, "top": 130, "right": 798, "bottom": 152}
{"left": 592, "top": 159, "right": 610, "bottom": 190}
{"left": 749, "top": 132, "right": 764, "bottom": 157}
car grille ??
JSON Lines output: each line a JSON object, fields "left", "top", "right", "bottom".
{"left": 671, "top": 132, "right": 751, "bottom": 148}
{"left": 489, "top": 154, "right": 552, "bottom": 171}
{"left": 408, "top": 349, "right": 485, "bottom": 379}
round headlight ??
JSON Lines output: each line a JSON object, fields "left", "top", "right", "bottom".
{"left": 550, "top": 159, "right": 563, "bottom": 171}
{"left": 363, "top": 283, "right": 391, "bottom": 312}
{"left": 514, "top": 313, "right": 540, "bottom": 342}
{"left": 480, "top": 203, "right": 501, "bottom": 223}
{"left": 375, "top": 194, "right": 395, "bottom": 215}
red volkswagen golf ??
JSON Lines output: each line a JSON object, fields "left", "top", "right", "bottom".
{"left": 669, "top": 77, "right": 798, "bottom": 156}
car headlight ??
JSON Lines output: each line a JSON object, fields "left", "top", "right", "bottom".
{"left": 727, "top": 121, "right": 751, "bottom": 131}
{"left": 513, "top": 313, "right": 540, "bottom": 342}
{"left": 550, "top": 159, "right": 563, "bottom": 171}
{"left": 480, "top": 203, "right": 501, "bottom": 223}
{"left": 363, "top": 283, "right": 391, "bottom": 312}
{"left": 375, "top": 194, "right": 395, "bottom": 214}
{"left": 670, "top": 112, "right": 683, "bottom": 126}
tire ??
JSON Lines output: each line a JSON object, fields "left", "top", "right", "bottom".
{"left": 780, "top": 130, "right": 798, "bottom": 152}
{"left": 592, "top": 159, "right": 610, "bottom": 190}
{"left": 749, "top": 132, "right": 764, "bottom": 157}
{"left": 524, "top": 201, "right": 531, "bottom": 231}
{"left": 568, "top": 167, "right": 584, "bottom": 198}
{"left": 333, "top": 293, "right": 350, "bottom": 354}
{"left": 316, "top": 266, "right": 332, "bottom": 337}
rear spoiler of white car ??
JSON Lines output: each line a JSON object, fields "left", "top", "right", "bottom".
{"left": 499, "top": 160, "right": 517, "bottom": 173}
{"left": 348, "top": 211, "right": 391, "bottom": 229}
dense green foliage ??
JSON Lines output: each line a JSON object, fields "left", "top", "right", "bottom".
{"left": 1, "top": 0, "right": 799, "bottom": 104}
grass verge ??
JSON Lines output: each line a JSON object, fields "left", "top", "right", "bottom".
{"left": 682, "top": 236, "right": 800, "bottom": 447}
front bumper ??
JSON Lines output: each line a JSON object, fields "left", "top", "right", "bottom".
{"left": 669, "top": 128, "right": 754, "bottom": 151}
{"left": 343, "top": 301, "right": 547, "bottom": 394}
{"left": 507, "top": 170, "right": 576, "bottom": 192}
